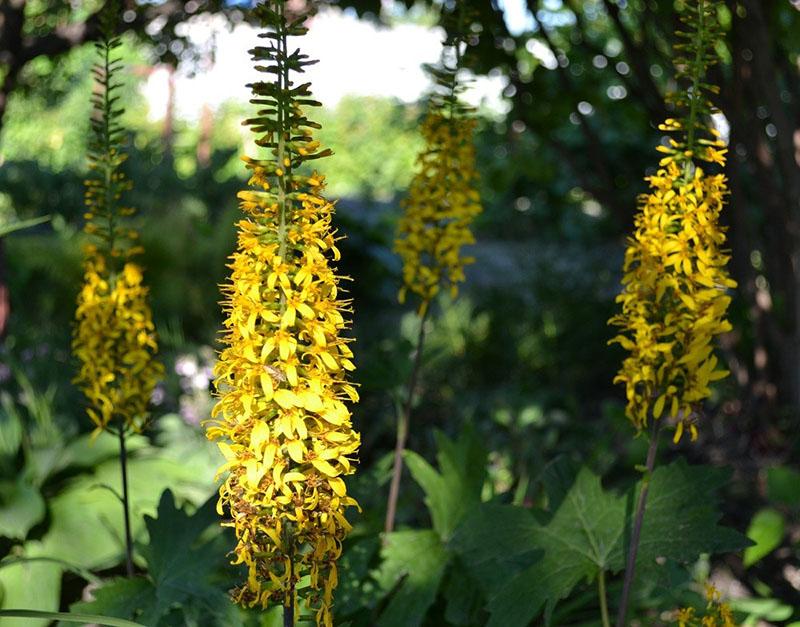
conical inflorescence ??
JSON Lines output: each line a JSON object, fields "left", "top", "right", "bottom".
{"left": 206, "top": 1, "right": 360, "bottom": 624}
{"left": 73, "top": 4, "right": 162, "bottom": 435}
{"left": 609, "top": 0, "right": 735, "bottom": 442}
{"left": 394, "top": 28, "right": 482, "bottom": 314}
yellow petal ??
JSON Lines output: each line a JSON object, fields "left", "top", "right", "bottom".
{"left": 312, "top": 458, "right": 339, "bottom": 476}
{"left": 274, "top": 389, "right": 298, "bottom": 409}
{"left": 287, "top": 440, "right": 305, "bottom": 463}
{"left": 328, "top": 476, "right": 347, "bottom": 497}
{"left": 250, "top": 421, "right": 270, "bottom": 456}
{"left": 260, "top": 372, "right": 274, "bottom": 400}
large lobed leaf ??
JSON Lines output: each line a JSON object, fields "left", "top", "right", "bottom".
{"left": 374, "top": 530, "right": 449, "bottom": 627}
{"left": 404, "top": 429, "right": 486, "bottom": 541}
{"left": 0, "top": 479, "right": 46, "bottom": 541}
{"left": 451, "top": 459, "right": 750, "bottom": 627}
{"left": 71, "top": 490, "right": 241, "bottom": 627}
{"left": 374, "top": 429, "right": 487, "bottom": 626}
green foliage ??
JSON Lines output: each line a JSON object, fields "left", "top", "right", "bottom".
{"left": 375, "top": 530, "right": 448, "bottom": 627}
{"left": 0, "top": 479, "right": 45, "bottom": 541}
{"left": 2, "top": 608, "right": 145, "bottom": 627}
{"left": 315, "top": 97, "right": 421, "bottom": 201}
{"left": 72, "top": 490, "right": 241, "bottom": 626}
{"left": 373, "top": 430, "right": 488, "bottom": 627}
{"left": 452, "top": 459, "right": 750, "bottom": 626}
{"left": 669, "top": 0, "right": 725, "bottom": 152}
{"left": 244, "top": 0, "right": 330, "bottom": 168}
{"left": 743, "top": 508, "right": 785, "bottom": 568}
{"left": 0, "top": 216, "right": 50, "bottom": 238}
{"left": 2, "top": 2, "right": 798, "bottom": 623}
{"left": 766, "top": 466, "right": 800, "bottom": 508}
{"left": 730, "top": 597, "right": 796, "bottom": 625}
{"left": 0, "top": 387, "right": 222, "bottom": 623}
{"left": 636, "top": 460, "right": 751, "bottom": 571}
{"left": 0, "top": 549, "right": 61, "bottom": 627}
{"left": 404, "top": 430, "right": 485, "bottom": 540}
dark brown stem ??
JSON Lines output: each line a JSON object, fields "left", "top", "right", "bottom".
{"left": 117, "top": 426, "right": 134, "bottom": 577}
{"left": 615, "top": 417, "right": 661, "bottom": 626}
{"left": 384, "top": 303, "right": 431, "bottom": 535}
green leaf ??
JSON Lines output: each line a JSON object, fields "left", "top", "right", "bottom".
{"left": 404, "top": 429, "right": 486, "bottom": 540}
{"left": 142, "top": 489, "right": 219, "bottom": 585}
{"left": 730, "top": 596, "right": 794, "bottom": 622}
{"left": 335, "top": 536, "right": 381, "bottom": 616}
{"left": 0, "top": 479, "right": 45, "bottom": 540}
{"left": 743, "top": 508, "right": 785, "bottom": 567}
{"left": 452, "top": 460, "right": 749, "bottom": 627}
{"left": 0, "top": 542, "right": 61, "bottom": 627}
{"left": 449, "top": 503, "right": 543, "bottom": 590}
{"left": 486, "top": 468, "right": 626, "bottom": 627}
{"left": 72, "top": 490, "right": 241, "bottom": 627}
{"left": 441, "top": 559, "right": 486, "bottom": 625}
{"left": 0, "top": 215, "right": 50, "bottom": 238}
{"left": 538, "top": 455, "right": 580, "bottom": 514}
{"left": 636, "top": 458, "right": 752, "bottom": 572}
{"left": 66, "top": 577, "right": 155, "bottom": 625}
{"left": 375, "top": 530, "right": 448, "bottom": 627}
{"left": 39, "top": 452, "right": 218, "bottom": 570}
{"left": 0, "top": 609, "right": 144, "bottom": 627}
{"left": 766, "top": 466, "right": 800, "bottom": 507}
{"left": 62, "top": 431, "right": 148, "bottom": 470}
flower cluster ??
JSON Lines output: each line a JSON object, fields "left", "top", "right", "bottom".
{"left": 395, "top": 111, "right": 482, "bottom": 311}
{"left": 74, "top": 257, "right": 161, "bottom": 432}
{"left": 73, "top": 7, "right": 162, "bottom": 434}
{"left": 609, "top": 0, "right": 734, "bottom": 443}
{"left": 609, "top": 129, "right": 735, "bottom": 441}
{"left": 205, "top": 2, "right": 360, "bottom": 624}
{"left": 675, "top": 583, "right": 737, "bottom": 627}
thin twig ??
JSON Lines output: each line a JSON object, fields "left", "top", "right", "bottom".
{"left": 615, "top": 418, "right": 661, "bottom": 626}
{"left": 384, "top": 303, "right": 431, "bottom": 535}
{"left": 117, "top": 426, "right": 134, "bottom": 577}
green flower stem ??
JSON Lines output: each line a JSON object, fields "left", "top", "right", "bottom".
{"left": 615, "top": 417, "right": 661, "bottom": 626}
{"left": 384, "top": 302, "right": 430, "bottom": 534}
{"left": 118, "top": 425, "right": 134, "bottom": 577}
{"left": 598, "top": 569, "right": 611, "bottom": 627}
{"left": 684, "top": 0, "right": 709, "bottom": 163}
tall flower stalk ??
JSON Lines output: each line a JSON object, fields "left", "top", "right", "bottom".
{"left": 385, "top": 11, "right": 482, "bottom": 535}
{"left": 72, "top": 1, "right": 163, "bottom": 577}
{"left": 205, "top": 2, "right": 360, "bottom": 625}
{"left": 609, "top": 1, "right": 735, "bottom": 623}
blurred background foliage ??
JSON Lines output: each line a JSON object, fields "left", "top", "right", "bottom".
{"left": 0, "top": 0, "right": 798, "bottom": 625}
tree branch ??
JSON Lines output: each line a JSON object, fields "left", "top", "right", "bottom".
{"left": 527, "top": 1, "right": 627, "bottom": 225}
{"left": 600, "top": 0, "right": 666, "bottom": 120}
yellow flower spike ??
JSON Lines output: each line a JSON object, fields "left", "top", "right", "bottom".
{"left": 205, "top": 1, "right": 359, "bottom": 624}
{"left": 72, "top": 4, "right": 162, "bottom": 436}
{"left": 395, "top": 111, "right": 482, "bottom": 309}
{"left": 609, "top": 0, "right": 734, "bottom": 444}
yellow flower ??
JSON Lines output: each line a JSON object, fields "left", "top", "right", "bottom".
{"left": 609, "top": 0, "right": 734, "bottom": 442}
{"left": 205, "top": 2, "right": 359, "bottom": 624}
{"left": 73, "top": 6, "right": 162, "bottom": 434}
{"left": 673, "top": 583, "right": 738, "bottom": 626}
{"left": 395, "top": 110, "right": 482, "bottom": 311}
{"left": 73, "top": 256, "right": 162, "bottom": 433}
{"left": 609, "top": 141, "right": 735, "bottom": 440}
